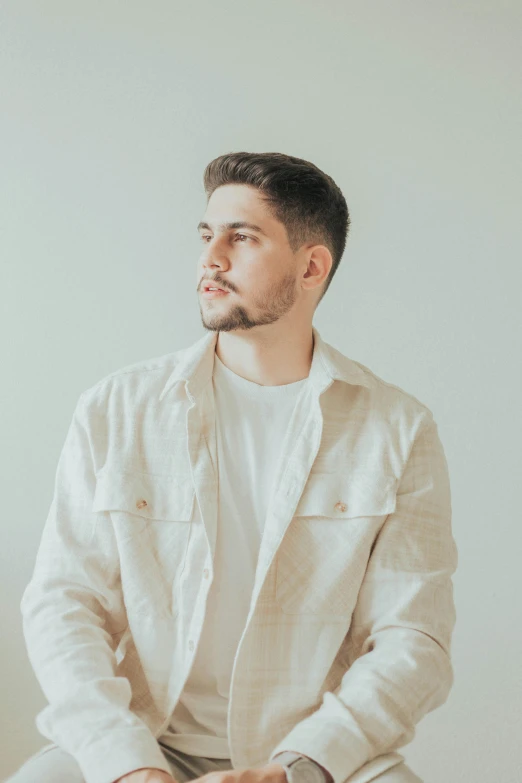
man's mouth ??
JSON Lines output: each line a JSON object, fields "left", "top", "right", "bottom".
{"left": 202, "top": 281, "right": 230, "bottom": 294}
{"left": 202, "top": 284, "right": 230, "bottom": 298}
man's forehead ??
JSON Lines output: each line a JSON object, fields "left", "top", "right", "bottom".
{"left": 201, "top": 184, "right": 277, "bottom": 231}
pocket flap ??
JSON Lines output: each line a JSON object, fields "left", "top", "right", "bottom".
{"left": 92, "top": 468, "right": 195, "bottom": 521}
{"left": 295, "top": 471, "right": 397, "bottom": 519}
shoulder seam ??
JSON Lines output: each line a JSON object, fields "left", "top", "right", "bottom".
{"left": 350, "top": 360, "right": 433, "bottom": 414}
{"left": 79, "top": 354, "right": 179, "bottom": 398}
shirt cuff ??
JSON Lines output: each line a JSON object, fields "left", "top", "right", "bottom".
{"left": 73, "top": 728, "right": 173, "bottom": 783}
{"left": 269, "top": 751, "right": 333, "bottom": 783}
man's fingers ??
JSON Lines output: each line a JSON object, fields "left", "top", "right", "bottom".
{"left": 114, "top": 769, "right": 178, "bottom": 782}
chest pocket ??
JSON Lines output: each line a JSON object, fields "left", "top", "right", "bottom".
{"left": 92, "top": 467, "right": 195, "bottom": 618}
{"left": 274, "top": 471, "right": 397, "bottom": 618}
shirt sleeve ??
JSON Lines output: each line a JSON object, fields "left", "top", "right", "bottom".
{"left": 267, "top": 410, "right": 458, "bottom": 783}
{"left": 19, "top": 391, "right": 173, "bottom": 783}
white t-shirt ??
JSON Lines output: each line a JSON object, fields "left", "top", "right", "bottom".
{"left": 159, "top": 349, "right": 309, "bottom": 757}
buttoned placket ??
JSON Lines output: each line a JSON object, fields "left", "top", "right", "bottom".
{"left": 181, "top": 377, "right": 218, "bottom": 670}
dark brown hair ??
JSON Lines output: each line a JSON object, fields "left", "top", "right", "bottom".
{"left": 203, "top": 151, "right": 350, "bottom": 305}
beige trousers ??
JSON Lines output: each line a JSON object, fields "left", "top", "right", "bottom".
{"left": 3, "top": 741, "right": 423, "bottom": 783}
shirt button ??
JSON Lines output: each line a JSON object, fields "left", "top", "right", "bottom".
{"left": 203, "top": 568, "right": 209, "bottom": 578}
{"left": 136, "top": 498, "right": 148, "bottom": 510}
{"left": 334, "top": 501, "right": 347, "bottom": 512}
{"left": 188, "top": 640, "right": 195, "bottom": 652}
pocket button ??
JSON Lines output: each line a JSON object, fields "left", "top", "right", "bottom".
{"left": 136, "top": 498, "right": 148, "bottom": 509}
{"left": 334, "top": 500, "right": 347, "bottom": 512}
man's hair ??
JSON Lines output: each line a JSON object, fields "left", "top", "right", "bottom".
{"left": 202, "top": 151, "right": 350, "bottom": 305}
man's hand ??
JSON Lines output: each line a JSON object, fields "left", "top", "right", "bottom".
{"left": 114, "top": 760, "right": 286, "bottom": 783}
{"left": 113, "top": 768, "right": 177, "bottom": 783}
{"left": 191, "top": 762, "right": 286, "bottom": 783}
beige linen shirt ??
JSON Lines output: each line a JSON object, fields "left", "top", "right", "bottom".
{"left": 20, "top": 325, "right": 458, "bottom": 783}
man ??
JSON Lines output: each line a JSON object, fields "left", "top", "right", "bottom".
{"left": 7, "top": 152, "right": 457, "bottom": 783}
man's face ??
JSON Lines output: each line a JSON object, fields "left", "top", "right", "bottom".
{"left": 196, "top": 184, "right": 303, "bottom": 333}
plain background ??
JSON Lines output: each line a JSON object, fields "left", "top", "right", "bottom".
{"left": 1, "top": 2, "right": 521, "bottom": 782}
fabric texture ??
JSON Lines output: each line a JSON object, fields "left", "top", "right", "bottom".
{"left": 19, "top": 326, "right": 457, "bottom": 783}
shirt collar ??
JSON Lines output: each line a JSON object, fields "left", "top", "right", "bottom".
{"left": 158, "top": 325, "right": 371, "bottom": 402}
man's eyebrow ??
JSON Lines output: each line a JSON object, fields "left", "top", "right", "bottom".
{"left": 197, "top": 221, "right": 268, "bottom": 237}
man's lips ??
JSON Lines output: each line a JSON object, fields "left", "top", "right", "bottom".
{"left": 202, "top": 289, "right": 229, "bottom": 297}
{"left": 201, "top": 281, "right": 230, "bottom": 293}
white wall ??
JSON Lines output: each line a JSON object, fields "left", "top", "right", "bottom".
{"left": 1, "top": 2, "right": 521, "bottom": 781}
